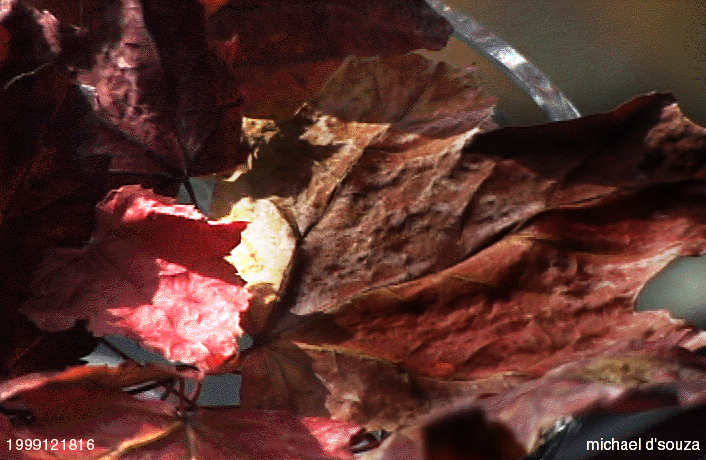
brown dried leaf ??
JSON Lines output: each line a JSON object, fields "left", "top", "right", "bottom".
{"left": 239, "top": 92, "right": 706, "bottom": 430}
{"left": 309, "top": 53, "right": 497, "bottom": 135}
{"left": 213, "top": 53, "right": 495, "bottom": 335}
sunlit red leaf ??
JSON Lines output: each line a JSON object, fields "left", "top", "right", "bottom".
{"left": 20, "top": 185, "right": 250, "bottom": 371}
{"left": 0, "top": 364, "right": 363, "bottom": 460}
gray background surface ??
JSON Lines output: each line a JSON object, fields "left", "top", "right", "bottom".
{"left": 421, "top": 0, "right": 706, "bottom": 126}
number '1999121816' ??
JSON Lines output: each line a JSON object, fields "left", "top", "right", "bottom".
{"left": 7, "top": 438, "right": 95, "bottom": 451}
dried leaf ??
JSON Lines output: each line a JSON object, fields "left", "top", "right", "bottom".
{"left": 220, "top": 197, "right": 299, "bottom": 336}
{"left": 237, "top": 92, "right": 706, "bottom": 430}
{"left": 206, "top": 0, "right": 453, "bottom": 119}
{"left": 0, "top": 361, "right": 182, "bottom": 403}
{"left": 7, "top": 0, "right": 706, "bottom": 455}
{"left": 0, "top": 364, "right": 363, "bottom": 460}
{"left": 208, "top": 0, "right": 451, "bottom": 67}
{"left": 139, "top": 0, "right": 248, "bottom": 173}
{"left": 76, "top": 0, "right": 193, "bottom": 175}
{"left": 0, "top": 25, "right": 9, "bottom": 63}
{"left": 310, "top": 53, "right": 497, "bottom": 135}
{"left": 0, "top": 3, "right": 61, "bottom": 82}
{"left": 228, "top": 60, "right": 344, "bottom": 120}
{"left": 199, "top": 0, "right": 229, "bottom": 16}
{"left": 13, "top": 0, "right": 247, "bottom": 179}
{"left": 0, "top": 5, "right": 117, "bottom": 330}
{"left": 213, "top": 53, "right": 495, "bottom": 335}
{"left": 20, "top": 185, "right": 250, "bottom": 371}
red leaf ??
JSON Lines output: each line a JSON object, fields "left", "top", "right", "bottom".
{"left": 0, "top": 25, "right": 9, "bottom": 63}
{"left": 207, "top": 0, "right": 451, "bottom": 67}
{"left": 0, "top": 364, "right": 363, "bottom": 460}
{"left": 20, "top": 185, "right": 250, "bottom": 371}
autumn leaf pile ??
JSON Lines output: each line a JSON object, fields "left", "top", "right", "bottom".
{"left": 2, "top": 0, "right": 706, "bottom": 459}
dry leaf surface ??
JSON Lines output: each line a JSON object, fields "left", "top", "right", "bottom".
{"left": 0, "top": 4, "right": 117, "bottom": 376}
{"left": 207, "top": 0, "right": 453, "bottom": 119}
{"left": 234, "top": 91, "right": 706, "bottom": 430}
{"left": 0, "top": 0, "right": 456, "bottom": 377}
{"left": 214, "top": 53, "right": 496, "bottom": 334}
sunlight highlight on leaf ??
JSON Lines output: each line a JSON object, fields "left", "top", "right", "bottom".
{"left": 20, "top": 186, "right": 251, "bottom": 372}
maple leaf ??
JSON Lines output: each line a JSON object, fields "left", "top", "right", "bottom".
{"left": 75, "top": 0, "right": 246, "bottom": 178}
{"left": 20, "top": 185, "right": 251, "bottom": 371}
{"left": 0, "top": 363, "right": 364, "bottom": 460}
{"left": 223, "top": 77, "right": 706, "bottom": 431}
{"left": 10, "top": 0, "right": 454, "bottom": 180}
{"left": 3, "top": 0, "right": 245, "bottom": 182}
{"left": 0, "top": 4, "right": 131, "bottom": 378}
{"left": 0, "top": 0, "right": 456, "bottom": 378}
{"left": 0, "top": 2, "right": 200, "bottom": 377}
{"left": 0, "top": 57, "right": 110, "bottom": 317}
{"left": 7, "top": 0, "right": 706, "bottom": 457}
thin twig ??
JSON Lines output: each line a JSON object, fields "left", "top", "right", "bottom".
{"left": 124, "top": 378, "right": 174, "bottom": 395}
{"left": 2, "top": 62, "right": 51, "bottom": 91}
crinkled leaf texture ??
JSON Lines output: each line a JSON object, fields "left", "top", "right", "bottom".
{"left": 229, "top": 90, "right": 706, "bottom": 431}
{"left": 20, "top": 185, "right": 250, "bottom": 371}
{"left": 0, "top": 363, "right": 363, "bottom": 460}
{"left": 213, "top": 52, "right": 496, "bottom": 336}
